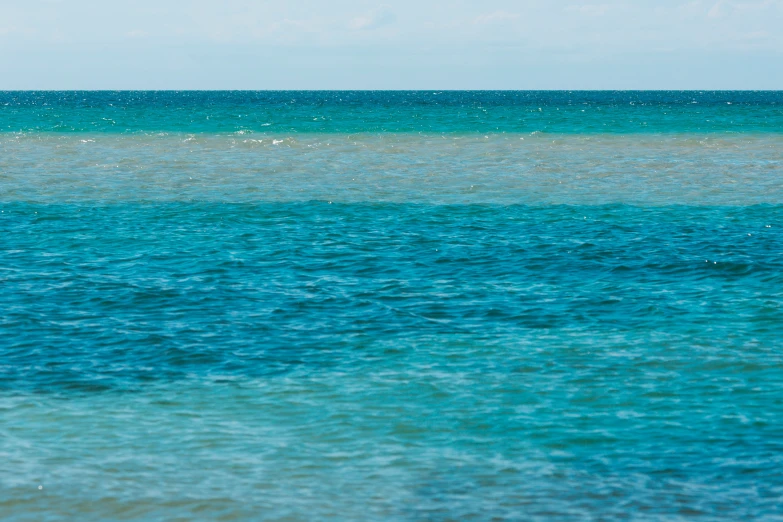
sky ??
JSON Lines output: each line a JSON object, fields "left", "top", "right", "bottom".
{"left": 0, "top": 0, "right": 781, "bottom": 89}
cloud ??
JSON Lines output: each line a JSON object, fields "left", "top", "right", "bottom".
{"left": 708, "top": 1, "right": 727, "bottom": 17}
{"left": 708, "top": 0, "right": 782, "bottom": 18}
{"left": 565, "top": 4, "right": 610, "bottom": 16}
{"left": 349, "top": 6, "right": 396, "bottom": 30}
{"left": 740, "top": 30, "right": 769, "bottom": 39}
{"left": 473, "top": 11, "right": 520, "bottom": 25}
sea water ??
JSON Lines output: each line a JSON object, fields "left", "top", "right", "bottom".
{"left": 1, "top": 92, "right": 782, "bottom": 521}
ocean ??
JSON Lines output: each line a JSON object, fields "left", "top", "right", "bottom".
{"left": 1, "top": 91, "right": 782, "bottom": 521}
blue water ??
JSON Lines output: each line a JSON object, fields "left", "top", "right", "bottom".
{"left": 1, "top": 92, "right": 783, "bottom": 521}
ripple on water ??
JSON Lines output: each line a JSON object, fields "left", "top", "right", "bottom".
{"left": 1, "top": 202, "right": 782, "bottom": 519}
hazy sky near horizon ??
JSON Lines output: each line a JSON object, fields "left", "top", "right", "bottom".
{"left": 1, "top": 0, "right": 782, "bottom": 89}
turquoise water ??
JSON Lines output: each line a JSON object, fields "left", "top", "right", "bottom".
{"left": 1, "top": 93, "right": 782, "bottom": 521}
{"left": 3, "top": 91, "right": 783, "bottom": 134}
